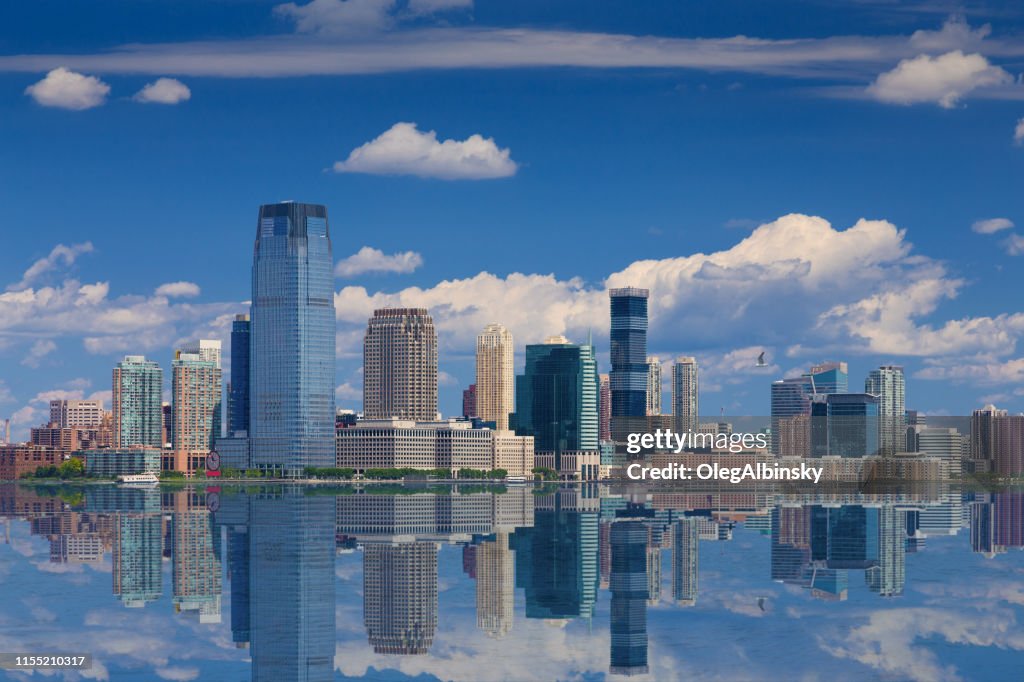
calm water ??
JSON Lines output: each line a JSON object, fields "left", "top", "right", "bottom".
{"left": 0, "top": 482, "right": 1022, "bottom": 681}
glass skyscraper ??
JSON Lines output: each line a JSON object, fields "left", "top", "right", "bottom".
{"left": 810, "top": 393, "right": 880, "bottom": 458}
{"left": 514, "top": 336, "right": 599, "bottom": 463}
{"left": 249, "top": 202, "right": 335, "bottom": 476}
{"left": 609, "top": 287, "right": 649, "bottom": 422}
{"left": 229, "top": 314, "right": 250, "bottom": 435}
{"left": 807, "top": 361, "right": 848, "bottom": 395}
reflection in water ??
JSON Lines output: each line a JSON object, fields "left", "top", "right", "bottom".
{"left": 1, "top": 482, "right": 1024, "bottom": 680}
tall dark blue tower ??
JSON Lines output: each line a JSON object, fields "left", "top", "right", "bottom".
{"left": 609, "top": 287, "right": 650, "bottom": 425}
{"left": 229, "top": 314, "right": 250, "bottom": 435}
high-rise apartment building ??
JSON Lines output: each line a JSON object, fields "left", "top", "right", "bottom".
{"left": 112, "top": 355, "right": 163, "bottom": 448}
{"left": 671, "top": 357, "right": 698, "bottom": 434}
{"left": 249, "top": 202, "right": 335, "bottom": 476}
{"left": 49, "top": 399, "right": 104, "bottom": 428}
{"left": 462, "top": 384, "right": 477, "bottom": 419}
{"left": 171, "top": 347, "right": 222, "bottom": 474}
{"left": 865, "top": 365, "right": 905, "bottom": 456}
{"left": 179, "top": 339, "right": 221, "bottom": 368}
{"left": 229, "top": 314, "right": 250, "bottom": 435}
{"left": 646, "top": 357, "right": 662, "bottom": 416}
{"left": 514, "top": 336, "right": 599, "bottom": 478}
{"left": 475, "top": 323, "right": 514, "bottom": 430}
{"left": 475, "top": 531, "right": 515, "bottom": 638}
{"left": 363, "top": 542, "right": 438, "bottom": 655}
{"left": 609, "top": 288, "right": 649, "bottom": 423}
{"left": 672, "top": 518, "right": 698, "bottom": 606}
{"left": 363, "top": 308, "right": 438, "bottom": 421}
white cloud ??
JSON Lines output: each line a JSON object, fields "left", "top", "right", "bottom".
{"left": 335, "top": 382, "right": 361, "bottom": 400}
{"left": 134, "top": 77, "right": 191, "bottom": 104}
{"left": 335, "top": 246, "right": 423, "bottom": 277}
{"left": 819, "top": 607, "right": 1024, "bottom": 682}
{"left": 407, "top": 0, "right": 473, "bottom": 15}
{"left": 21, "top": 339, "right": 57, "bottom": 368}
{"left": 8, "top": 241, "right": 94, "bottom": 291}
{"left": 333, "top": 122, "right": 517, "bottom": 180}
{"left": 1015, "top": 118, "right": 1024, "bottom": 145}
{"left": 908, "top": 16, "right": 991, "bottom": 54}
{"left": 916, "top": 357, "right": 1024, "bottom": 385}
{"left": 867, "top": 50, "right": 1013, "bottom": 108}
{"left": 1002, "top": 234, "right": 1024, "bottom": 256}
{"left": 155, "top": 281, "right": 201, "bottom": 298}
{"left": 275, "top": 0, "right": 396, "bottom": 35}
{"left": 4, "top": 17, "right": 1024, "bottom": 82}
{"left": 971, "top": 217, "right": 1014, "bottom": 234}
{"left": 154, "top": 667, "right": 200, "bottom": 682}
{"left": 24, "top": 67, "right": 110, "bottom": 110}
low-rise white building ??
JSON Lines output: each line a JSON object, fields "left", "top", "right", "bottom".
{"left": 336, "top": 418, "right": 534, "bottom": 477}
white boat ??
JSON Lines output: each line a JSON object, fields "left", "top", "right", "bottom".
{"left": 504, "top": 476, "right": 527, "bottom": 484}
{"left": 118, "top": 472, "right": 160, "bottom": 485}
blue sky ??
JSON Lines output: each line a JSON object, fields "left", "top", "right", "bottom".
{"left": 2, "top": 0, "right": 1024, "bottom": 437}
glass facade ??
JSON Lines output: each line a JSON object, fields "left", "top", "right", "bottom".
{"left": 807, "top": 361, "right": 849, "bottom": 395}
{"left": 250, "top": 202, "right": 336, "bottom": 476}
{"left": 230, "top": 314, "right": 250, "bottom": 435}
{"left": 609, "top": 288, "right": 649, "bottom": 420}
{"left": 810, "top": 393, "right": 880, "bottom": 458}
{"left": 514, "top": 340, "right": 599, "bottom": 463}
{"left": 609, "top": 520, "right": 650, "bottom": 676}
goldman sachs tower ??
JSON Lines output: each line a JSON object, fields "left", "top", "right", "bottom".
{"left": 249, "top": 201, "right": 336, "bottom": 476}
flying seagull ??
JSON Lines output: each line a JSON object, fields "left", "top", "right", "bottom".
{"left": 756, "top": 351, "right": 767, "bottom": 367}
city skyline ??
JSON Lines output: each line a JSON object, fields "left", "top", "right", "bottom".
{"left": 4, "top": 2, "right": 1024, "bottom": 439}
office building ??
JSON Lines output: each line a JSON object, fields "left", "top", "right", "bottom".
{"left": 609, "top": 287, "right": 650, "bottom": 424}
{"left": 810, "top": 394, "right": 880, "bottom": 458}
{"left": 336, "top": 418, "right": 534, "bottom": 477}
{"left": 916, "top": 427, "right": 963, "bottom": 478}
{"left": 229, "top": 314, "right": 250, "bottom": 435}
{"left": 172, "top": 348, "right": 222, "bottom": 474}
{"left": 513, "top": 336, "right": 599, "bottom": 479}
{"left": 770, "top": 376, "right": 814, "bottom": 455}
{"left": 865, "top": 365, "right": 905, "bottom": 456}
{"left": 609, "top": 520, "right": 650, "bottom": 676}
{"left": 672, "top": 357, "right": 699, "bottom": 435}
{"left": 112, "top": 356, "right": 163, "bottom": 448}
{"left": 599, "top": 374, "right": 611, "bottom": 442}
{"left": 363, "top": 308, "right": 438, "bottom": 421}
{"left": 249, "top": 202, "right": 336, "bottom": 476}
{"left": 49, "top": 399, "right": 104, "bottom": 428}
{"left": 476, "top": 323, "right": 514, "bottom": 430}
{"left": 646, "top": 357, "right": 662, "bottom": 416}
{"left": 807, "top": 361, "right": 848, "bottom": 395}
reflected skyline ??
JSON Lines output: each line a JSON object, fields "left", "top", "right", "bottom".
{"left": 1, "top": 481, "right": 1023, "bottom": 680}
